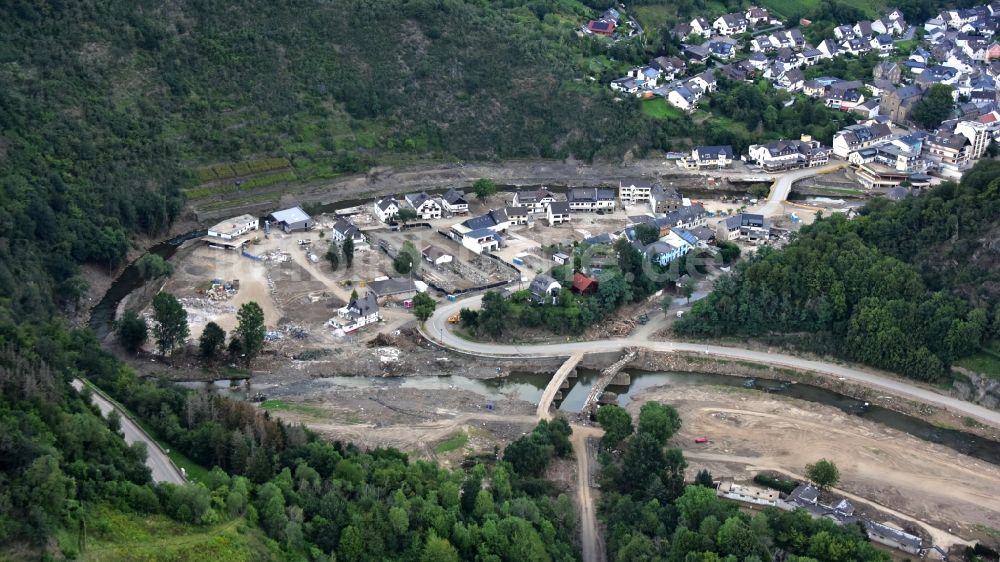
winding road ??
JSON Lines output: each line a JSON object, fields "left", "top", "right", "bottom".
{"left": 425, "top": 295, "right": 1000, "bottom": 428}
{"left": 72, "top": 379, "right": 186, "bottom": 485}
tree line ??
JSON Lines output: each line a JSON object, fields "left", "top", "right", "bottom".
{"left": 677, "top": 161, "right": 1000, "bottom": 382}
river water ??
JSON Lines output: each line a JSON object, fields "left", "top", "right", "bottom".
{"left": 177, "top": 369, "right": 1000, "bottom": 466}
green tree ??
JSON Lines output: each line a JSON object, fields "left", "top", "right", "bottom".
{"left": 199, "top": 321, "right": 226, "bottom": 358}
{"left": 596, "top": 404, "right": 633, "bottom": 449}
{"left": 236, "top": 301, "right": 266, "bottom": 364}
{"left": 695, "top": 468, "right": 714, "bottom": 488}
{"left": 395, "top": 208, "right": 419, "bottom": 223}
{"left": 635, "top": 223, "right": 660, "bottom": 245}
{"left": 716, "top": 240, "right": 740, "bottom": 264}
{"left": 910, "top": 83, "right": 955, "bottom": 129}
{"left": 637, "top": 401, "right": 682, "bottom": 444}
{"left": 394, "top": 241, "right": 418, "bottom": 274}
{"left": 682, "top": 282, "right": 695, "bottom": 303}
{"left": 421, "top": 533, "right": 460, "bottom": 562}
{"left": 473, "top": 178, "right": 497, "bottom": 201}
{"left": 116, "top": 309, "right": 149, "bottom": 353}
{"left": 326, "top": 243, "right": 340, "bottom": 270}
{"left": 135, "top": 254, "right": 174, "bottom": 279}
{"left": 749, "top": 184, "right": 771, "bottom": 199}
{"left": 338, "top": 525, "right": 364, "bottom": 562}
{"left": 661, "top": 295, "right": 673, "bottom": 314}
{"left": 805, "top": 459, "right": 840, "bottom": 490}
{"left": 412, "top": 292, "right": 436, "bottom": 322}
{"left": 342, "top": 237, "right": 355, "bottom": 268}
{"left": 152, "top": 292, "right": 189, "bottom": 355}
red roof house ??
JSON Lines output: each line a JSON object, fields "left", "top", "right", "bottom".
{"left": 587, "top": 20, "right": 616, "bottom": 35}
{"left": 572, "top": 272, "right": 598, "bottom": 294}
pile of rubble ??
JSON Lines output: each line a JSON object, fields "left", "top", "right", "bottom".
{"left": 199, "top": 278, "right": 240, "bottom": 301}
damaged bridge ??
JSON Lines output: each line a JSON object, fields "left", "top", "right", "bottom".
{"left": 580, "top": 348, "right": 638, "bottom": 419}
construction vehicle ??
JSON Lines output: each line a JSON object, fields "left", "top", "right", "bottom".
{"left": 448, "top": 313, "right": 461, "bottom": 324}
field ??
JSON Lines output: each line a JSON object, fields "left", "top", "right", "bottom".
{"left": 955, "top": 350, "right": 1000, "bottom": 381}
{"left": 640, "top": 98, "right": 684, "bottom": 120}
{"left": 57, "top": 507, "right": 279, "bottom": 562}
{"left": 760, "top": 0, "right": 881, "bottom": 18}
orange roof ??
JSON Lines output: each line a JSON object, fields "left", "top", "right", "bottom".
{"left": 572, "top": 272, "right": 597, "bottom": 293}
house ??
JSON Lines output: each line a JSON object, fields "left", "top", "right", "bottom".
{"left": 748, "top": 52, "right": 770, "bottom": 70}
{"left": 871, "top": 34, "right": 895, "bottom": 56}
{"left": 374, "top": 196, "right": 400, "bottom": 223}
{"left": 801, "top": 48, "right": 823, "bottom": 66}
{"left": 369, "top": 277, "right": 420, "bottom": 300}
{"left": 567, "top": 188, "right": 616, "bottom": 212}
{"left": 854, "top": 20, "right": 874, "bottom": 38}
{"left": 670, "top": 22, "right": 694, "bottom": 39}
{"left": 690, "top": 17, "right": 713, "bottom": 38}
{"left": 667, "top": 85, "right": 701, "bottom": 111}
{"left": 421, "top": 245, "right": 453, "bottom": 266}
{"left": 713, "top": 13, "right": 747, "bottom": 35}
{"left": 817, "top": 38, "right": 840, "bottom": 59}
{"left": 640, "top": 229, "right": 693, "bottom": 265}
{"left": 717, "top": 213, "right": 770, "bottom": 242}
{"left": 690, "top": 70, "right": 718, "bottom": 93}
{"left": 915, "top": 65, "right": 960, "bottom": 87}
{"left": 850, "top": 98, "right": 881, "bottom": 120}
{"left": 833, "top": 25, "right": 855, "bottom": 40}
{"left": 331, "top": 219, "right": 366, "bottom": 245}
{"left": 650, "top": 204, "right": 708, "bottom": 232}
{"left": 587, "top": 19, "right": 616, "bottom": 35}
{"left": 873, "top": 61, "right": 902, "bottom": 83}
{"left": 707, "top": 40, "right": 737, "bottom": 60}
{"left": 571, "top": 272, "right": 598, "bottom": 294}
{"left": 619, "top": 182, "right": 656, "bottom": 205}
{"left": 683, "top": 44, "right": 711, "bottom": 62}
{"left": 832, "top": 123, "right": 893, "bottom": 157}
{"left": 552, "top": 252, "right": 571, "bottom": 265}
{"left": 880, "top": 84, "right": 923, "bottom": 123}
{"left": 529, "top": 274, "right": 561, "bottom": 303}
{"left": 610, "top": 77, "right": 641, "bottom": 95}
{"left": 504, "top": 206, "right": 529, "bottom": 225}
{"left": 269, "top": 206, "right": 312, "bottom": 233}
{"left": 650, "top": 186, "right": 684, "bottom": 213}
{"left": 748, "top": 136, "right": 830, "bottom": 170}
{"left": 441, "top": 188, "right": 469, "bottom": 214}
{"left": 336, "top": 291, "right": 380, "bottom": 333}
{"left": 680, "top": 145, "right": 734, "bottom": 169}
{"left": 404, "top": 192, "right": 442, "bottom": 220}
{"left": 924, "top": 130, "right": 973, "bottom": 175}
{"left": 546, "top": 201, "right": 572, "bottom": 226}
{"left": 459, "top": 228, "right": 501, "bottom": 254}
{"left": 651, "top": 56, "right": 686, "bottom": 79}
{"left": 717, "top": 480, "right": 781, "bottom": 507}
{"left": 745, "top": 6, "right": 770, "bottom": 25}
{"left": 207, "top": 214, "right": 258, "bottom": 242}
{"left": 776, "top": 68, "right": 805, "bottom": 91}
{"left": 456, "top": 208, "right": 510, "bottom": 235}
{"left": 512, "top": 189, "right": 556, "bottom": 214}
{"left": 824, "top": 80, "right": 866, "bottom": 109}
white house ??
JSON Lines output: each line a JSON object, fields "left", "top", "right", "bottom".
{"left": 619, "top": 182, "right": 655, "bottom": 205}
{"left": 374, "top": 196, "right": 399, "bottom": 223}
{"left": 208, "top": 214, "right": 258, "bottom": 241}
{"left": 529, "top": 274, "right": 562, "bottom": 303}
{"left": 832, "top": 123, "right": 893, "bottom": 158}
{"left": 512, "top": 189, "right": 556, "bottom": 214}
{"left": 336, "top": 291, "right": 380, "bottom": 333}
{"left": 331, "top": 218, "right": 366, "bottom": 245}
{"left": 404, "top": 192, "right": 442, "bottom": 220}
{"left": 566, "top": 188, "right": 616, "bottom": 212}
{"left": 679, "top": 145, "right": 734, "bottom": 169}
{"left": 441, "top": 188, "right": 469, "bottom": 214}
{"left": 667, "top": 85, "right": 700, "bottom": 111}
{"left": 546, "top": 201, "right": 571, "bottom": 226}
{"left": 421, "top": 245, "right": 454, "bottom": 265}
{"left": 713, "top": 13, "right": 747, "bottom": 35}
{"left": 690, "top": 17, "right": 713, "bottom": 38}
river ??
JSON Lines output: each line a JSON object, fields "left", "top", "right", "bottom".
{"left": 178, "top": 369, "right": 1000, "bottom": 466}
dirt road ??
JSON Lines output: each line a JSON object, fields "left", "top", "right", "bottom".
{"left": 572, "top": 425, "right": 606, "bottom": 562}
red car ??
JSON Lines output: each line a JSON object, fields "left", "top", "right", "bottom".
{"left": 694, "top": 437, "right": 709, "bottom": 444}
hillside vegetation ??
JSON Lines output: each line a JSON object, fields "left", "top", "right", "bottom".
{"left": 677, "top": 161, "right": 1000, "bottom": 382}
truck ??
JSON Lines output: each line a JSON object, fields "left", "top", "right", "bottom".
{"left": 448, "top": 313, "right": 461, "bottom": 324}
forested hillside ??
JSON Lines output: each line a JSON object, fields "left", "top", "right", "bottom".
{"left": 676, "top": 161, "right": 1000, "bottom": 382}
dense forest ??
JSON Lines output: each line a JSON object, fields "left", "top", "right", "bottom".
{"left": 676, "top": 161, "right": 1000, "bottom": 381}
{"left": 595, "top": 402, "right": 891, "bottom": 561}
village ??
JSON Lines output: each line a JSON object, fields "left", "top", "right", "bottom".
{"left": 603, "top": 2, "right": 1000, "bottom": 190}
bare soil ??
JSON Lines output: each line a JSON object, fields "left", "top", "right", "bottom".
{"left": 639, "top": 385, "right": 1000, "bottom": 543}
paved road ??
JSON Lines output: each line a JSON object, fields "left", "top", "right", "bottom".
{"left": 757, "top": 163, "right": 847, "bottom": 217}
{"left": 72, "top": 379, "right": 186, "bottom": 485}
{"left": 425, "top": 296, "right": 1000, "bottom": 428}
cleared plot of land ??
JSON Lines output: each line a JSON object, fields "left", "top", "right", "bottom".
{"left": 636, "top": 385, "right": 1000, "bottom": 541}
